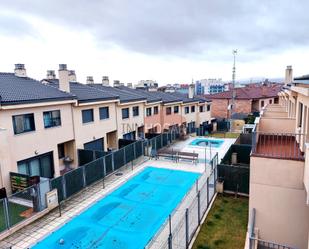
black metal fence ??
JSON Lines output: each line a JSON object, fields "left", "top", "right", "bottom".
{"left": 0, "top": 131, "right": 180, "bottom": 237}
{"left": 147, "top": 157, "right": 219, "bottom": 249}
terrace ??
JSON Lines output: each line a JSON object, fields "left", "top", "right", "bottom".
{"left": 251, "top": 104, "right": 306, "bottom": 161}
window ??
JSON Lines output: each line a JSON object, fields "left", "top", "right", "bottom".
{"left": 191, "top": 106, "right": 195, "bottom": 113}
{"left": 133, "top": 106, "right": 139, "bottom": 116}
{"left": 174, "top": 106, "right": 179, "bottom": 113}
{"left": 82, "top": 109, "right": 94, "bottom": 123}
{"left": 99, "top": 107, "right": 109, "bottom": 120}
{"left": 199, "top": 105, "right": 205, "bottom": 112}
{"left": 17, "top": 152, "right": 54, "bottom": 178}
{"left": 146, "top": 107, "right": 152, "bottom": 116}
{"left": 122, "top": 108, "right": 129, "bottom": 119}
{"left": 43, "top": 110, "right": 61, "bottom": 128}
{"left": 154, "top": 106, "right": 159, "bottom": 115}
{"left": 166, "top": 107, "right": 172, "bottom": 115}
{"left": 274, "top": 97, "right": 279, "bottom": 104}
{"left": 58, "top": 143, "right": 65, "bottom": 159}
{"left": 298, "top": 102, "right": 303, "bottom": 127}
{"left": 12, "top": 113, "right": 35, "bottom": 135}
{"left": 261, "top": 101, "right": 264, "bottom": 108}
{"left": 185, "top": 106, "right": 190, "bottom": 114}
{"left": 269, "top": 99, "right": 272, "bottom": 104}
{"left": 207, "top": 105, "right": 210, "bottom": 111}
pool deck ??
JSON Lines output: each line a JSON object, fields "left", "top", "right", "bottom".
{"left": 171, "top": 136, "right": 236, "bottom": 163}
{"left": 0, "top": 158, "right": 211, "bottom": 249}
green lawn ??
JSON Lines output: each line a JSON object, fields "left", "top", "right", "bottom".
{"left": 0, "top": 201, "right": 29, "bottom": 232}
{"left": 192, "top": 195, "right": 248, "bottom": 249}
{"left": 207, "top": 132, "right": 240, "bottom": 139}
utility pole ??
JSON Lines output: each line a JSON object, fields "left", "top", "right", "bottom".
{"left": 230, "top": 49, "right": 237, "bottom": 132}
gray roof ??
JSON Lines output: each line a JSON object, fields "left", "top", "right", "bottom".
{"left": 171, "top": 92, "right": 208, "bottom": 103}
{"left": 117, "top": 86, "right": 162, "bottom": 103}
{"left": 0, "top": 73, "right": 76, "bottom": 106}
{"left": 44, "top": 79, "right": 119, "bottom": 103}
{"left": 294, "top": 74, "right": 309, "bottom": 81}
{"left": 88, "top": 84, "right": 146, "bottom": 103}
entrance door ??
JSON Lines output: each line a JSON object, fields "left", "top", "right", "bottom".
{"left": 84, "top": 138, "right": 104, "bottom": 151}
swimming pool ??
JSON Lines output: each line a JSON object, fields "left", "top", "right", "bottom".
{"left": 190, "top": 138, "right": 224, "bottom": 148}
{"left": 32, "top": 167, "right": 200, "bottom": 249}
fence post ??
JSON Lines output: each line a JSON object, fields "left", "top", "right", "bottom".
{"left": 3, "top": 198, "right": 10, "bottom": 229}
{"left": 62, "top": 175, "right": 67, "bottom": 200}
{"left": 161, "top": 134, "right": 164, "bottom": 148}
{"left": 206, "top": 177, "right": 209, "bottom": 207}
{"left": 198, "top": 191, "right": 201, "bottom": 225}
{"left": 204, "top": 147, "right": 207, "bottom": 172}
{"left": 185, "top": 208, "right": 189, "bottom": 249}
{"left": 168, "top": 214, "right": 173, "bottom": 249}
{"left": 133, "top": 142, "right": 137, "bottom": 160}
{"left": 123, "top": 147, "right": 126, "bottom": 165}
{"left": 111, "top": 152, "right": 115, "bottom": 172}
{"left": 82, "top": 166, "right": 87, "bottom": 187}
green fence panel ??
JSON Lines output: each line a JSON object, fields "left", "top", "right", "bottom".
{"left": 125, "top": 143, "right": 135, "bottom": 163}
{"left": 113, "top": 149, "right": 125, "bottom": 170}
{"left": 65, "top": 167, "right": 84, "bottom": 198}
{"left": 105, "top": 154, "right": 113, "bottom": 175}
{"left": 163, "top": 133, "right": 168, "bottom": 146}
{"left": 50, "top": 176, "right": 65, "bottom": 202}
{"left": 0, "top": 199, "right": 8, "bottom": 232}
{"left": 218, "top": 164, "right": 250, "bottom": 194}
{"left": 78, "top": 149, "right": 94, "bottom": 166}
{"left": 156, "top": 135, "right": 162, "bottom": 150}
{"left": 135, "top": 141, "right": 143, "bottom": 158}
{"left": 84, "top": 158, "right": 104, "bottom": 186}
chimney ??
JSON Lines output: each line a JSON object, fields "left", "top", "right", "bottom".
{"left": 285, "top": 65, "right": 293, "bottom": 85}
{"left": 102, "top": 76, "right": 109, "bottom": 86}
{"left": 188, "top": 84, "right": 195, "bottom": 98}
{"left": 86, "top": 76, "right": 94, "bottom": 84}
{"left": 127, "top": 83, "right": 133, "bottom": 88}
{"left": 14, "top": 64, "right": 27, "bottom": 77}
{"left": 46, "top": 70, "right": 56, "bottom": 80}
{"left": 113, "top": 80, "right": 120, "bottom": 87}
{"left": 68, "top": 70, "right": 76, "bottom": 82}
{"left": 58, "top": 64, "right": 70, "bottom": 92}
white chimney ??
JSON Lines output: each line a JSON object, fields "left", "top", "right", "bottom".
{"left": 86, "top": 76, "right": 94, "bottom": 84}
{"left": 46, "top": 70, "right": 56, "bottom": 80}
{"left": 58, "top": 64, "right": 70, "bottom": 92}
{"left": 188, "top": 84, "right": 195, "bottom": 98}
{"left": 285, "top": 65, "right": 293, "bottom": 85}
{"left": 14, "top": 64, "right": 27, "bottom": 77}
{"left": 114, "top": 80, "right": 120, "bottom": 87}
{"left": 102, "top": 76, "right": 109, "bottom": 86}
{"left": 68, "top": 70, "right": 76, "bottom": 82}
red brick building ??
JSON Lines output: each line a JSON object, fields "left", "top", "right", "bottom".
{"left": 205, "top": 83, "right": 282, "bottom": 119}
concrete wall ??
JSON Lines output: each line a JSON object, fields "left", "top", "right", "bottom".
{"left": 258, "top": 117, "right": 296, "bottom": 133}
{"left": 117, "top": 102, "right": 145, "bottom": 138}
{"left": 197, "top": 103, "right": 211, "bottom": 126}
{"left": 144, "top": 103, "right": 162, "bottom": 133}
{"left": 0, "top": 102, "right": 75, "bottom": 191}
{"left": 72, "top": 101, "right": 118, "bottom": 151}
{"left": 182, "top": 103, "right": 198, "bottom": 126}
{"left": 250, "top": 156, "right": 309, "bottom": 249}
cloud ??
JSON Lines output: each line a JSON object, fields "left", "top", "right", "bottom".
{"left": 1, "top": 0, "right": 309, "bottom": 59}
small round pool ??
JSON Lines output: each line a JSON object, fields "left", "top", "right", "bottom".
{"left": 190, "top": 138, "right": 224, "bottom": 148}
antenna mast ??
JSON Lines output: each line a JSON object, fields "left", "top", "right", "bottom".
{"left": 230, "top": 49, "right": 237, "bottom": 131}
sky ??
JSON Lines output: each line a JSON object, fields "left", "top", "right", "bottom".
{"left": 0, "top": 0, "right": 309, "bottom": 85}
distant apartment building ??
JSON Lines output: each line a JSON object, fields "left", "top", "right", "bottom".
{"left": 206, "top": 83, "right": 282, "bottom": 119}
{"left": 135, "top": 80, "right": 158, "bottom": 90}
{"left": 196, "top": 78, "right": 227, "bottom": 95}
{"left": 248, "top": 67, "right": 309, "bottom": 249}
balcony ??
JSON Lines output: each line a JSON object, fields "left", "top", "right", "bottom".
{"left": 252, "top": 132, "right": 305, "bottom": 161}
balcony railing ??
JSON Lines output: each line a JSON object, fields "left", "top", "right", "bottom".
{"left": 252, "top": 132, "right": 306, "bottom": 161}
{"left": 248, "top": 208, "right": 298, "bottom": 249}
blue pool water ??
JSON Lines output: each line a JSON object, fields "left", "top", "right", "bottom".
{"left": 190, "top": 138, "right": 224, "bottom": 148}
{"left": 33, "top": 167, "right": 200, "bottom": 249}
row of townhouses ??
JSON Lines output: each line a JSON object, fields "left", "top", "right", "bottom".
{"left": 249, "top": 66, "right": 309, "bottom": 249}
{"left": 0, "top": 64, "right": 212, "bottom": 193}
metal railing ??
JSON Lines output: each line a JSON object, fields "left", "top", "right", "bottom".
{"left": 252, "top": 132, "right": 306, "bottom": 161}
{"left": 248, "top": 208, "right": 297, "bottom": 249}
